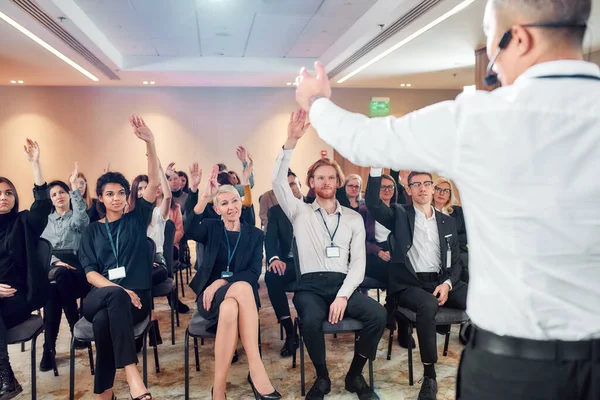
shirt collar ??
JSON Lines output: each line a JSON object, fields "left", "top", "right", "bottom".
{"left": 311, "top": 199, "right": 343, "bottom": 215}
{"left": 49, "top": 209, "right": 73, "bottom": 221}
{"left": 414, "top": 205, "right": 436, "bottom": 221}
{"left": 516, "top": 60, "right": 600, "bottom": 84}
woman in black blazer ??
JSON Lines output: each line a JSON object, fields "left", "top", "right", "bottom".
{"left": 185, "top": 165, "right": 280, "bottom": 400}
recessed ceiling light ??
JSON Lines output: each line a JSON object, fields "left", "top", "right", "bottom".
{"left": 337, "top": 0, "right": 476, "bottom": 83}
{"left": 400, "top": 84, "right": 406, "bottom": 87}
{"left": 17, "top": 80, "right": 24, "bottom": 84}
{"left": 143, "top": 81, "right": 149, "bottom": 85}
{"left": 150, "top": 81, "right": 155, "bottom": 85}
{"left": 10, "top": 80, "right": 16, "bottom": 84}
{"left": 286, "top": 82, "right": 292, "bottom": 86}
{"left": 0, "top": 11, "right": 99, "bottom": 82}
{"left": 406, "top": 84, "right": 412, "bottom": 87}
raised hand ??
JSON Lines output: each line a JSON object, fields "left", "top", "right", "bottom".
{"left": 236, "top": 146, "right": 248, "bottom": 163}
{"left": 165, "top": 162, "right": 176, "bottom": 177}
{"left": 202, "top": 165, "right": 220, "bottom": 198}
{"left": 288, "top": 109, "right": 311, "bottom": 141}
{"left": 129, "top": 115, "right": 155, "bottom": 143}
{"left": 23, "top": 138, "right": 40, "bottom": 163}
{"left": 189, "top": 162, "right": 203, "bottom": 191}
{"left": 295, "top": 61, "right": 332, "bottom": 111}
{"left": 242, "top": 153, "right": 254, "bottom": 184}
{"left": 69, "top": 162, "right": 80, "bottom": 190}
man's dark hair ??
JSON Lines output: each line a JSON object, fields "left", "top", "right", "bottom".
{"left": 217, "top": 163, "right": 228, "bottom": 172}
{"left": 492, "top": 0, "right": 591, "bottom": 46}
{"left": 287, "top": 169, "right": 297, "bottom": 179}
{"left": 407, "top": 171, "right": 433, "bottom": 185}
{"left": 217, "top": 171, "right": 234, "bottom": 186}
{"left": 95, "top": 172, "right": 130, "bottom": 217}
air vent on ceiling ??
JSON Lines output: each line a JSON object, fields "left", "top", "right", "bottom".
{"left": 11, "top": 0, "right": 120, "bottom": 80}
{"left": 328, "top": 0, "right": 445, "bottom": 79}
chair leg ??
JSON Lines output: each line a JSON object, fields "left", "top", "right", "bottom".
{"left": 151, "top": 327, "right": 160, "bottom": 373}
{"left": 280, "top": 322, "right": 283, "bottom": 340}
{"left": 179, "top": 269, "right": 185, "bottom": 298}
{"left": 184, "top": 329, "right": 190, "bottom": 400}
{"left": 200, "top": 337, "right": 204, "bottom": 346}
{"left": 21, "top": 343, "right": 25, "bottom": 352}
{"left": 387, "top": 328, "right": 394, "bottom": 360}
{"left": 408, "top": 322, "right": 414, "bottom": 386}
{"left": 300, "top": 323, "right": 305, "bottom": 396}
{"left": 142, "top": 331, "right": 148, "bottom": 387}
{"left": 443, "top": 329, "right": 451, "bottom": 357}
{"left": 31, "top": 335, "right": 38, "bottom": 400}
{"left": 87, "top": 343, "right": 95, "bottom": 376}
{"left": 377, "top": 289, "right": 380, "bottom": 303}
{"left": 185, "top": 265, "right": 189, "bottom": 285}
{"left": 69, "top": 337, "right": 75, "bottom": 400}
{"left": 194, "top": 338, "right": 200, "bottom": 372}
{"left": 368, "top": 358, "right": 374, "bottom": 391}
{"left": 171, "top": 291, "right": 176, "bottom": 345}
{"left": 292, "top": 318, "right": 297, "bottom": 369}
{"left": 258, "top": 319, "right": 262, "bottom": 359}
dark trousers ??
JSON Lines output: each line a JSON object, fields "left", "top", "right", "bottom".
{"left": 365, "top": 241, "right": 390, "bottom": 284}
{"left": 394, "top": 275, "right": 467, "bottom": 364}
{"left": 457, "top": 332, "right": 600, "bottom": 400}
{"left": 43, "top": 266, "right": 89, "bottom": 350}
{"left": 83, "top": 286, "right": 151, "bottom": 394}
{"left": 264, "top": 259, "right": 297, "bottom": 322}
{"left": 293, "top": 272, "right": 387, "bottom": 366}
{"left": 0, "top": 290, "right": 30, "bottom": 365}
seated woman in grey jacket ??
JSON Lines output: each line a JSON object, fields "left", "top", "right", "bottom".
{"left": 40, "top": 163, "right": 90, "bottom": 372}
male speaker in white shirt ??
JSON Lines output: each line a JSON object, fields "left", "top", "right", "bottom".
{"left": 272, "top": 110, "right": 387, "bottom": 400}
{"left": 293, "top": 0, "right": 600, "bottom": 399}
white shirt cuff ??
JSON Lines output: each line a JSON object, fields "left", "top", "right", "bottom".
{"left": 370, "top": 167, "right": 383, "bottom": 177}
{"left": 268, "top": 256, "right": 280, "bottom": 265}
{"left": 443, "top": 279, "right": 453, "bottom": 291}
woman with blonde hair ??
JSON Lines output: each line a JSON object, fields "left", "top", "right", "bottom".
{"left": 343, "top": 173, "right": 364, "bottom": 212}
{"left": 433, "top": 177, "right": 469, "bottom": 282}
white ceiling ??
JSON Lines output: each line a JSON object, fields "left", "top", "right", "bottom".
{"left": 0, "top": 0, "right": 599, "bottom": 89}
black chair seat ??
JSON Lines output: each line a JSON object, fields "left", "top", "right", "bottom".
{"left": 188, "top": 313, "right": 216, "bottom": 338}
{"left": 322, "top": 318, "right": 364, "bottom": 334}
{"left": 396, "top": 306, "right": 469, "bottom": 325}
{"left": 74, "top": 315, "right": 151, "bottom": 341}
{"left": 7, "top": 315, "right": 44, "bottom": 344}
{"left": 152, "top": 278, "right": 174, "bottom": 298}
{"left": 359, "top": 277, "right": 386, "bottom": 290}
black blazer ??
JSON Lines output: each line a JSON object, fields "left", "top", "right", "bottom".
{"left": 365, "top": 175, "right": 463, "bottom": 296}
{"left": 450, "top": 205, "right": 468, "bottom": 254}
{"left": 265, "top": 205, "right": 294, "bottom": 263}
{"left": 185, "top": 214, "right": 263, "bottom": 305}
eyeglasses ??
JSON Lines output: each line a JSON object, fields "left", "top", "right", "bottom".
{"left": 435, "top": 187, "right": 451, "bottom": 195}
{"left": 380, "top": 185, "right": 395, "bottom": 191}
{"left": 408, "top": 181, "right": 433, "bottom": 188}
{"left": 78, "top": 181, "right": 87, "bottom": 187}
{"left": 346, "top": 184, "right": 360, "bottom": 190}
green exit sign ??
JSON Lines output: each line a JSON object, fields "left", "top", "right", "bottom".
{"left": 370, "top": 97, "right": 390, "bottom": 117}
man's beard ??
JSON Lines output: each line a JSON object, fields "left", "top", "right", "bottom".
{"left": 315, "top": 186, "right": 335, "bottom": 200}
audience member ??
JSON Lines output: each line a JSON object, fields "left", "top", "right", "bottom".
{"left": 389, "top": 170, "right": 410, "bottom": 205}
{"left": 77, "top": 172, "right": 102, "bottom": 223}
{"left": 185, "top": 166, "right": 281, "bottom": 400}
{"left": 264, "top": 172, "right": 303, "bottom": 357}
{"left": 78, "top": 116, "right": 159, "bottom": 400}
{"left": 177, "top": 171, "right": 189, "bottom": 194}
{"left": 366, "top": 169, "right": 467, "bottom": 400}
{"left": 273, "top": 110, "right": 385, "bottom": 400}
{"left": 40, "top": 163, "right": 91, "bottom": 372}
{"left": 344, "top": 174, "right": 365, "bottom": 212}
{"left": 0, "top": 139, "right": 51, "bottom": 398}
{"left": 259, "top": 170, "right": 298, "bottom": 230}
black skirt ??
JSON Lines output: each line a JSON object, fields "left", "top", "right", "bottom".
{"left": 196, "top": 282, "right": 234, "bottom": 333}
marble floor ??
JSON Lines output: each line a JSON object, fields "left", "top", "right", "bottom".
{"left": 8, "top": 258, "right": 463, "bottom": 399}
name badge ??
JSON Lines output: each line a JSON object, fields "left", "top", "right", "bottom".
{"left": 326, "top": 246, "right": 340, "bottom": 259}
{"left": 221, "top": 270, "right": 233, "bottom": 278}
{"left": 108, "top": 266, "right": 126, "bottom": 281}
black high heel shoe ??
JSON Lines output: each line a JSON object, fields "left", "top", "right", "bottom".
{"left": 247, "top": 373, "right": 281, "bottom": 400}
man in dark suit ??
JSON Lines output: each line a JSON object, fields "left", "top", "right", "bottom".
{"left": 264, "top": 172, "right": 304, "bottom": 357}
{"left": 365, "top": 169, "right": 467, "bottom": 400}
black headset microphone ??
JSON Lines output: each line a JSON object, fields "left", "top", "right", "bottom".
{"left": 483, "top": 22, "right": 588, "bottom": 87}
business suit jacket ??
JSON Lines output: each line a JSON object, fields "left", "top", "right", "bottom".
{"left": 185, "top": 214, "right": 264, "bottom": 306}
{"left": 265, "top": 205, "right": 294, "bottom": 263}
{"left": 365, "top": 174, "right": 463, "bottom": 297}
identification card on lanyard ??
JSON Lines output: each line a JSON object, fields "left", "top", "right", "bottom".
{"left": 105, "top": 218, "right": 126, "bottom": 281}
{"left": 318, "top": 210, "right": 341, "bottom": 259}
{"left": 222, "top": 224, "right": 241, "bottom": 278}
{"left": 444, "top": 234, "right": 452, "bottom": 270}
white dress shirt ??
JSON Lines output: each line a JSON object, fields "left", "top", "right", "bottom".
{"left": 374, "top": 221, "right": 391, "bottom": 243}
{"left": 408, "top": 206, "right": 442, "bottom": 274}
{"left": 310, "top": 60, "right": 600, "bottom": 341}
{"left": 272, "top": 149, "right": 366, "bottom": 299}
{"left": 147, "top": 207, "right": 168, "bottom": 254}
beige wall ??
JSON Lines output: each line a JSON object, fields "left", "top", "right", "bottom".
{"left": 0, "top": 86, "right": 459, "bottom": 213}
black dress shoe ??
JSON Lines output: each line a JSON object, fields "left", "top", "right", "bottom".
{"left": 0, "top": 364, "right": 22, "bottom": 400}
{"left": 306, "top": 376, "right": 331, "bottom": 400}
{"left": 39, "top": 345, "right": 55, "bottom": 372}
{"left": 397, "top": 333, "right": 416, "bottom": 349}
{"left": 345, "top": 374, "right": 379, "bottom": 399}
{"left": 418, "top": 377, "right": 438, "bottom": 400}
{"left": 435, "top": 325, "right": 450, "bottom": 335}
{"left": 247, "top": 373, "right": 281, "bottom": 399}
{"left": 279, "top": 336, "right": 299, "bottom": 358}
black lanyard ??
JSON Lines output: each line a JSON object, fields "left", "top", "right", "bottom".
{"left": 536, "top": 74, "right": 600, "bottom": 81}
{"left": 317, "top": 209, "right": 341, "bottom": 246}
{"left": 104, "top": 218, "right": 122, "bottom": 266}
{"left": 223, "top": 224, "right": 241, "bottom": 273}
